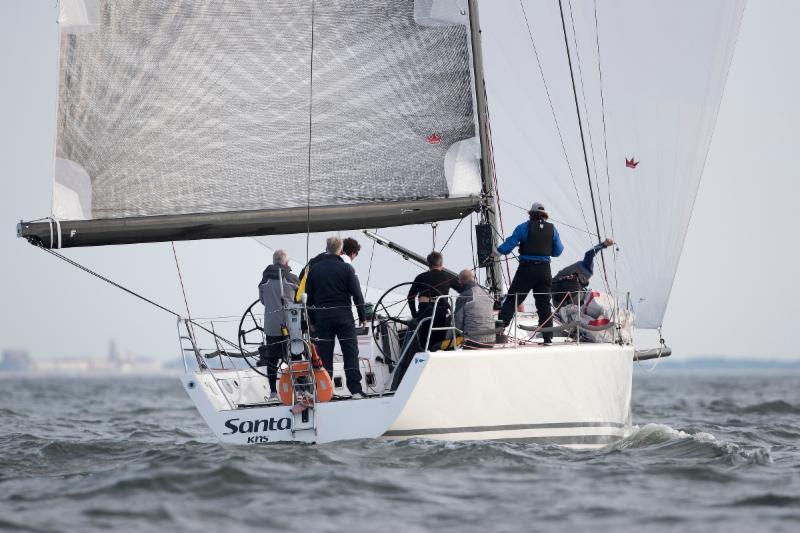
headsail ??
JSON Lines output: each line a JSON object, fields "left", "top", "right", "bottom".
{"left": 484, "top": 0, "right": 745, "bottom": 328}
{"left": 22, "top": 0, "right": 485, "bottom": 248}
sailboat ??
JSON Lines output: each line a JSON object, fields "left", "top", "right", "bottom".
{"left": 17, "top": 0, "right": 745, "bottom": 447}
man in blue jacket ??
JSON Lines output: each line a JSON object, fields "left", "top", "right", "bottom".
{"left": 493, "top": 202, "right": 564, "bottom": 344}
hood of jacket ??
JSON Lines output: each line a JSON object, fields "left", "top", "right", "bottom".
{"left": 259, "top": 264, "right": 293, "bottom": 287}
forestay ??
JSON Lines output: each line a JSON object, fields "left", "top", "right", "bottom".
{"left": 483, "top": 0, "right": 745, "bottom": 328}
{"left": 27, "top": 0, "right": 484, "bottom": 246}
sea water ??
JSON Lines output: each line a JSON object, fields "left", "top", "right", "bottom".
{"left": 0, "top": 369, "right": 798, "bottom": 532}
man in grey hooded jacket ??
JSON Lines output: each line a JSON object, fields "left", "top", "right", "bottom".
{"left": 258, "top": 249, "right": 299, "bottom": 397}
{"left": 454, "top": 269, "right": 496, "bottom": 349}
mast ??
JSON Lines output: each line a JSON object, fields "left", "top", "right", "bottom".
{"left": 468, "top": 0, "right": 504, "bottom": 297}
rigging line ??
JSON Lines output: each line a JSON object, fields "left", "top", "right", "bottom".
{"left": 483, "top": 96, "right": 511, "bottom": 283}
{"left": 33, "top": 243, "right": 241, "bottom": 350}
{"left": 517, "top": 0, "right": 591, "bottom": 237}
{"left": 557, "top": 0, "right": 604, "bottom": 249}
{"left": 364, "top": 229, "right": 377, "bottom": 301}
{"left": 566, "top": 0, "right": 611, "bottom": 296}
{"left": 469, "top": 212, "right": 477, "bottom": 275}
{"left": 170, "top": 241, "right": 196, "bottom": 343}
{"left": 440, "top": 216, "right": 466, "bottom": 253}
{"left": 250, "top": 237, "right": 271, "bottom": 251}
{"left": 499, "top": 198, "right": 598, "bottom": 237}
{"left": 592, "top": 0, "right": 619, "bottom": 294}
{"left": 304, "top": 0, "right": 316, "bottom": 264}
{"left": 566, "top": 0, "right": 608, "bottom": 241}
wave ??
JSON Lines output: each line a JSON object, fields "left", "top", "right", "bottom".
{"left": 708, "top": 399, "right": 800, "bottom": 415}
{"left": 725, "top": 494, "right": 800, "bottom": 508}
{"left": 607, "top": 423, "right": 772, "bottom": 466}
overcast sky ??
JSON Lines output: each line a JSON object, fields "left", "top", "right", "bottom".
{"left": 0, "top": 0, "right": 798, "bottom": 361}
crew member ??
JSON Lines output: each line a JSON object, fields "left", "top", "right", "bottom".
{"left": 341, "top": 237, "right": 361, "bottom": 264}
{"left": 305, "top": 237, "right": 367, "bottom": 399}
{"left": 407, "top": 251, "right": 462, "bottom": 350}
{"left": 258, "top": 249, "right": 299, "bottom": 398}
{"left": 494, "top": 201, "right": 564, "bottom": 344}
{"left": 551, "top": 238, "right": 614, "bottom": 307}
{"left": 454, "top": 269, "right": 496, "bottom": 349}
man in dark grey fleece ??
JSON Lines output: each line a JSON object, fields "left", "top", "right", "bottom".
{"left": 258, "top": 249, "right": 299, "bottom": 397}
{"left": 454, "top": 269, "right": 496, "bottom": 349}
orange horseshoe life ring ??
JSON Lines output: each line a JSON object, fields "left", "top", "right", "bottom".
{"left": 277, "top": 360, "right": 333, "bottom": 406}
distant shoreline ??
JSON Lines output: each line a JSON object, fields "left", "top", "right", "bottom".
{"left": 636, "top": 357, "right": 800, "bottom": 370}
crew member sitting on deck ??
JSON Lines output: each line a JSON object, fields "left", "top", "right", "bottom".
{"left": 305, "top": 237, "right": 367, "bottom": 399}
{"left": 551, "top": 239, "right": 615, "bottom": 307}
{"left": 407, "top": 251, "right": 463, "bottom": 350}
{"left": 258, "top": 249, "right": 299, "bottom": 399}
{"left": 493, "top": 201, "right": 564, "bottom": 345}
{"left": 454, "top": 269, "right": 496, "bottom": 349}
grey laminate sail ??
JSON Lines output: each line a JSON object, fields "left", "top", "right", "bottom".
{"left": 25, "top": 0, "right": 483, "bottom": 247}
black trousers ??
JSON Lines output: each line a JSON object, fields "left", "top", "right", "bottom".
{"left": 499, "top": 261, "right": 553, "bottom": 342}
{"left": 416, "top": 302, "right": 451, "bottom": 351}
{"left": 551, "top": 280, "right": 583, "bottom": 308}
{"left": 257, "top": 335, "right": 287, "bottom": 393}
{"left": 314, "top": 310, "right": 363, "bottom": 395}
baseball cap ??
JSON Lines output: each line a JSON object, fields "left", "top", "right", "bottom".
{"left": 529, "top": 201, "right": 547, "bottom": 216}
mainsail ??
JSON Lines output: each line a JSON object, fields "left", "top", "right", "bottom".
{"left": 483, "top": 0, "right": 745, "bottom": 328}
{"left": 21, "top": 0, "right": 487, "bottom": 248}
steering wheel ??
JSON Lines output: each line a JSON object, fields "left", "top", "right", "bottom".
{"left": 371, "top": 281, "right": 441, "bottom": 361}
{"left": 237, "top": 298, "right": 271, "bottom": 379}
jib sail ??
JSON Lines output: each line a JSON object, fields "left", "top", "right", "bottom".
{"left": 484, "top": 0, "right": 745, "bottom": 328}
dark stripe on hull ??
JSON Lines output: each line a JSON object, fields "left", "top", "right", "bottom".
{"left": 383, "top": 421, "right": 627, "bottom": 437}
{"left": 502, "top": 434, "right": 621, "bottom": 445}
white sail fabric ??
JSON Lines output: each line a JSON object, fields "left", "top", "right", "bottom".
{"left": 53, "top": 0, "right": 481, "bottom": 220}
{"left": 483, "top": 0, "right": 745, "bottom": 328}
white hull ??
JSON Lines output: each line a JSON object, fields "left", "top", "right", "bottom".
{"left": 182, "top": 343, "right": 633, "bottom": 449}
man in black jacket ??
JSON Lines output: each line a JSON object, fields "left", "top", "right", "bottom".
{"left": 305, "top": 237, "right": 367, "bottom": 398}
{"left": 551, "top": 238, "right": 614, "bottom": 307}
{"left": 407, "top": 251, "right": 462, "bottom": 350}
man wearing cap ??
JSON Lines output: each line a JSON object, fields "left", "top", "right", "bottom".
{"left": 493, "top": 201, "right": 564, "bottom": 344}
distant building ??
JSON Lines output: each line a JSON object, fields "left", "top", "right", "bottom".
{"left": 107, "top": 339, "right": 120, "bottom": 363}
{"left": 0, "top": 350, "right": 33, "bottom": 372}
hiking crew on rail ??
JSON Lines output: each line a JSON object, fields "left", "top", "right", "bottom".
{"left": 551, "top": 238, "right": 614, "bottom": 306}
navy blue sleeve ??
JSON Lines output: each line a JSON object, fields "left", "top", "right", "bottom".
{"left": 579, "top": 243, "right": 606, "bottom": 274}
{"left": 347, "top": 265, "right": 366, "bottom": 322}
